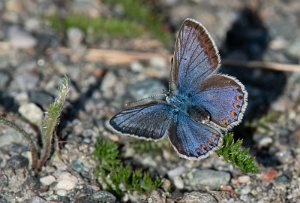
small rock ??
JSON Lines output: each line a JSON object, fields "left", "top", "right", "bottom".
{"left": 71, "top": 160, "right": 84, "bottom": 173}
{"left": 40, "top": 175, "right": 56, "bottom": 186}
{"left": 275, "top": 174, "right": 290, "bottom": 184}
{"left": 275, "top": 150, "right": 294, "bottom": 164}
{"left": 101, "top": 72, "right": 117, "bottom": 98}
{"left": 67, "top": 27, "right": 84, "bottom": 48}
{"left": 287, "top": 35, "right": 300, "bottom": 58}
{"left": 15, "top": 73, "right": 39, "bottom": 91}
{"left": 183, "top": 169, "right": 231, "bottom": 190}
{"left": 261, "top": 169, "right": 278, "bottom": 181}
{"left": 237, "top": 175, "right": 251, "bottom": 184}
{"left": 30, "top": 196, "right": 47, "bottom": 203}
{"left": 0, "top": 174, "right": 8, "bottom": 188}
{"left": 179, "top": 191, "right": 218, "bottom": 203}
{"left": 162, "top": 179, "right": 171, "bottom": 192}
{"left": 0, "top": 71, "right": 10, "bottom": 90}
{"left": 130, "top": 61, "right": 144, "bottom": 72}
{"left": 25, "top": 18, "right": 41, "bottom": 32}
{"left": 167, "top": 166, "right": 186, "bottom": 178}
{"left": 0, "top": 128, "right": 25, "bottom": 147}
{"left": 8, "top": 26, "right": 37, "bottom": 49}
{"left": 173, "top": 176, "right": 184, "bottom": 189}
{"left": 92, "top": 191, "right": 116, "bottom": 203}
{"left": 128, "top": 79, "right": 166, "bottom": 100}
{"left": 253, "top": 134, "right": 273, "bottom": 148}
{"left": 28, "top": 91, "right": 54, "bottom": 108}
{"left": 56, "top": 189, "right": 68, "bottom": 196}
{"left": 147, "top": 190, "right": 166, "bottom": 203}
{"left": 0, "top": 194, "right": 8, "bottom": 203}
{"left": 18, "top": 103, "right": 43, "bottom": 126}
{"left": 56, "top": 172, "right": 78, "bottom": 191}
{"left": 23, "top": 176, "right": 41, "bottom": 191}
{"left": 240, "top": 186, "right": 251, "bottom": 195}
{"left": 7, "top": 155, "right": 29, "bottom": 169}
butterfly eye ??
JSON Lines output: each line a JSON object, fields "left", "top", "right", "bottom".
{"left": 187, "top": 93, "right": 192, "bottom": 97}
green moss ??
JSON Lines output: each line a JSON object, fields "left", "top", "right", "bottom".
{"left": 47, "top": 0, "right": 172, "bottom": 43}
{"left": 216, "top": 133, "right": 259, "bottom": 173}
{"left": 47, "top": 15, "right": 145, "bottom": 39}
{"left": 93, "top": 138, "right": 162, "bottom": 197}
{"left": 102, "top": 0, "right": 172, "bottom": 43}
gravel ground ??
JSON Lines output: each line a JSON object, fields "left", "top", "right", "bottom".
{"left": 0, "top": 0, "right": 300, "bottom": 202}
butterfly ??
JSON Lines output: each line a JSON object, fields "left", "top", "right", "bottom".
{"left": 109, "top": 18, "right": 248, "bottom": 160}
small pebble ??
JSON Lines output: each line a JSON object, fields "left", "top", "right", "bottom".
{"left": 56, "top": 172, "right": 78, "bottom": 191}
{"left": 56, "top": 189, "right": 68, "bottom": 196}
{"left": 173, "top": 176, "right": 184, "bottom": 189}
{"left": 8, "top": 26, "right": 37, "bottom": 49}
{"left": 179, "top": 191, "right": 217, "bottom": 203}
{"left": 167, "top": 166, "right": 186, "bottom": 178}
{"left": 92, "top": 191, "right": 116, "bottom": 203}
{"left": 40, "top": 175, "right": 56, "bottom": 186}
{"left": 30, "top": 196, "right": 47, "bottom": 203}
{"left": 7, "top": 155, "right": 29, "bottom": 169}
{"left": 238, "top": 175, "right": 251, "bottom": 184}
{"left": 18, "top": 103, "right": 43, "bottom": 126}
{"left": 183, "top": 169, "right": 231, "bottom": 189}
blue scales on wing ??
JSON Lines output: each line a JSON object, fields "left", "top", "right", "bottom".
{"left": 190, "top": 74, "right": 247, "bottom": 130}
{"left": 171, "top": 18, "right": 220, "bottom": 94}
{"left": 109, "top": 102, "right": 174, "bottom": 140}
{"left": 168, "top": 112, "right": 221, "bottom": 159}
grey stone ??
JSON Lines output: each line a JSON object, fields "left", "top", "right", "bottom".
{"left": 18, "top": 103, "right": 43, "bottom": 126}
{"left": 0, "top": 71, "right": 10, "bottom": 90}
{"left": 0, "top": 174, "right": 8, "bottom": 188}
{"left": 92, "top": 191, "right": 116, "bottom": 203}
{"left": 28, "top": 90, "right": 54, "bottom": 108}
{"left": 30, "top": 196, "right": 47, "bottom": 203}
{"left": 8, "top": 26, "right": 37, "bottom": 49}
{"left": 183, "top": 169, "right": 231, "bottom": 190}
{"left": 179, "top": 191, "right": 217, "bottom": 203}
{"left": 128, "top": 78, "right": 166, "bottom": 100}
{"left": 15, "top": 73, "right": 39, "bottom": 91}
{"left": 0, "top": 128, "right": 25, "bottom": 147}
{"left": 0, "top": 194, "right": 8, "bottom": 203}
{"left": 71, "top": 160, "right": 84, "bottom": 173}
{"left": 7, "top": 155, "right": 29, "bottom": 169}
{"left": 67, "top": 27, "right": 83, "bottom": 48}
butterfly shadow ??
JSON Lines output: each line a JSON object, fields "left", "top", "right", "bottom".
{"left": 219, "top": 7, "right": 287, "bottom": 167}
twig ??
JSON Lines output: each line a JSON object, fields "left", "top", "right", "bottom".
{"left": 222, "top": 59, "right": 300, "bottom": 72}
{"left": 54, "top": 47, "right": 300, "bottom": 72}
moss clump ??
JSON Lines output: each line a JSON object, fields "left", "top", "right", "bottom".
{"left": 47, "top": 15, "right": 145, "bottom": 39}
{"left": 93, "top": 138, "right": 162, "bottom": 197}
{"left": 217, "top": 133, "right": 259, "bottom": 173}
{"left": 102, "top": 0, "right": 172, "bottom": 43}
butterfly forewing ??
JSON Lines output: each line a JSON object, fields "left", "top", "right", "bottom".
{"left": 109, "top": 102, "right": 174, "bottom": 140}
{"left": 171, "top": 18, "right": 220, "bottom": 94}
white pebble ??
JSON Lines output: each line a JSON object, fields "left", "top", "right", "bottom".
{"left": 40, "top": 175, "right": 56, "bottom": 186}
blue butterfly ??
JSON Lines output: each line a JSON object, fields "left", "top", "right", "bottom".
{"left": 109, "top": 18, "right": 248, "bottom": 160}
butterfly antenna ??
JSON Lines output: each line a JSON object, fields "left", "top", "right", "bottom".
{"left": 125, "top": 93, "right": 167, "bottom": 108}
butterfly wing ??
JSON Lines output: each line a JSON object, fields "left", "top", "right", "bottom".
{"left": 170, "top": 18, "right": 220, "bottom": 94}
{"left": 190, "top": 74, "right": 248, "bottom": 130}
{"left": 109, "top": 102, "right": 174, "bottom": 140}
{"left": 168, "top": 112, "right": 222, "bottom": 159}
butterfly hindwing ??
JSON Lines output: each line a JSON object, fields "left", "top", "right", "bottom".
{"left": 109, "top": 102, "right": 174, "bottom": 140}
{"left": 168, "top": 112, "right": 221, "bottom": 160}
{"left": 190, "top": 74, "right": 248, "bottom": 129}
{"left": 171, "top": 18, "right": 220, "bottom": 94}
